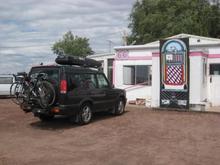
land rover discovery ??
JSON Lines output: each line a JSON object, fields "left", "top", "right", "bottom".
{"left": 22, "top": 56, "right": 126, "bottom": 125}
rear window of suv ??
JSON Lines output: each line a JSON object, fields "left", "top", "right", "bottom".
{"left": 30, "top": 67, "right": 59, "bottom": 85}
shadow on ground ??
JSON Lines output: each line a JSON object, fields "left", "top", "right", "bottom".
{"left": 29, "top": 111, "right": 129, "bottom": 131}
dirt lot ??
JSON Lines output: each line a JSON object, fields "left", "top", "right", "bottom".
{"left": 0, "top": 99, "right": 220, "bottom": 165}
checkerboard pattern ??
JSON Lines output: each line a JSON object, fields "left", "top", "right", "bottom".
{"left": 165, "top": 65, "right": 183, "bottom": 85}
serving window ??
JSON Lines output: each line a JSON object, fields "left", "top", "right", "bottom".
{"left": 123, "top": 65, "right": 152, "bottom": 85}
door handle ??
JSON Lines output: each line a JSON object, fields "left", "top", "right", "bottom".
{"left": 89, "top": 91, "right": 106, "bottom": 96}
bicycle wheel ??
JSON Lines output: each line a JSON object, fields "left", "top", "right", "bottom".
{"left": 37, "top": 81, "right": 56, "bottom": 109}
{"left": 10, "top": 82, "right": 24, "bottom": 105}
{"left": 10, "top": 82, "right": 18, "bottom": 104}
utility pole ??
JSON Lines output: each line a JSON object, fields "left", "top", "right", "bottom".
{"left": 122, "top": 30, "right": 128, "bottom": 46}
{"left": 107, "top": 40, "right": 113, "bottom": 53}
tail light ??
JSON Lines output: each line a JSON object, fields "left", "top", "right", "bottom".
{"left": 51, "top": 107, "right": 60, "bottom": 113}
{"left": 60, "top": 80, "right": 67, "bottom": 94}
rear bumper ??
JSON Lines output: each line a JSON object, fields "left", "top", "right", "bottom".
{"left": 58, "top": 104, "right": 80, "bottom": 115}
{"left": 31, "top": 104, "right": 80, "bottom": 117}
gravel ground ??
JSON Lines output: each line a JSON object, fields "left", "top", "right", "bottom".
{"left": 0, "top": 99, "right": 220, "bottom": 165}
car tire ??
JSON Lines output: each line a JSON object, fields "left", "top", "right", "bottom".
{"left": 77, "top": 103, "right": 92, "bottom": 125}
{"left": 114, "top": 98, "right": 125, "bottom": 115}
{"left": 38, "top": 114, "right": 54, "bottom": 122}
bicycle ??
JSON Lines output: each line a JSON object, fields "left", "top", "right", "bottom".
{"left": 10, "top": 72, "right": 28, "bottom": 105}
{"left": 10, "top": 72, "right": 56, "bottom": 109}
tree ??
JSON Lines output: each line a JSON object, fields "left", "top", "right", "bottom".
{"left": 128, "top": 0, "right": 220, "bottom": 44}
{"left": 52, "top": 31, "right": 94, "bottom": 57}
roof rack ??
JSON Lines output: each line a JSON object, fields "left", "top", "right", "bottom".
{"left": 55, "top": 55, "right": 102, "bottom": 68}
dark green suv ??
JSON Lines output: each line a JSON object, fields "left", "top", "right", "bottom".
{"left": 26, "top": 61, "right": 126, "bottom": 125}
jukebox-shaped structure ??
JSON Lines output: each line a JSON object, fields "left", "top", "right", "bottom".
{"left": 160, "top": 38, "right": 189, "bottom": 109}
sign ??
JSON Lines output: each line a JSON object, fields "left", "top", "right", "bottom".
{"left": 160, "top": 38, "right": 189, "bottom": 109}
{"left": 116, "top": 50, "right": 129, "bottom": 59}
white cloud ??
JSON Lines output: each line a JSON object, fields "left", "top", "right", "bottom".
{"left": 0, "top": 49, "right": 17, "bottom": 55}
{"left": 0, "top": 0, "right": 136, "bottom": 74}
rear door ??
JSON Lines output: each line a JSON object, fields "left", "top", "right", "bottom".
{"left": 29, "top": 66, "right": 60, "bottom": 102}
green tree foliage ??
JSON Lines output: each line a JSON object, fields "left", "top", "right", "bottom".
{"left": 52, "top": 31, "right": 94, "bottom": 57}
{"left": 128, "top": 0, "right": 220, "bottom": 44}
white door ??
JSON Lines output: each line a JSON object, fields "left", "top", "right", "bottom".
{"left": 210, "top": 76, "right": 220, "bottom": 106}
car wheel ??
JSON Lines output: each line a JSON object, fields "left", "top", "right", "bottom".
{"left": 77, "top": 103, "right": 92, "bottom": 125}
{"left": 114, "top": 98, "right": 125, "bottom": 115}
{"left": 38, "top": 114, "right": 54, "bottom": 122}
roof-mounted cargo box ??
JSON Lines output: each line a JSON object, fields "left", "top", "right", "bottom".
{"left": 55, "top": 55, "right": 102, "bottom": 68}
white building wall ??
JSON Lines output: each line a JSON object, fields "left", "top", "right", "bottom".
{"left": 209, "top": 48, "right": 220, "bottom": 54}
{"left": 189, "top": 56, "right": 204, "bottom": 104}
{"left": 151, "top": 56, "right": 160, "bottom": 107}
{"left": 128, "top": 49, "right": 152, "bottom": 57}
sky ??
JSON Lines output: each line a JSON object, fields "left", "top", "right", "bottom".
{"left": 0, "top": 0, "right": 136, "bottom": 74}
